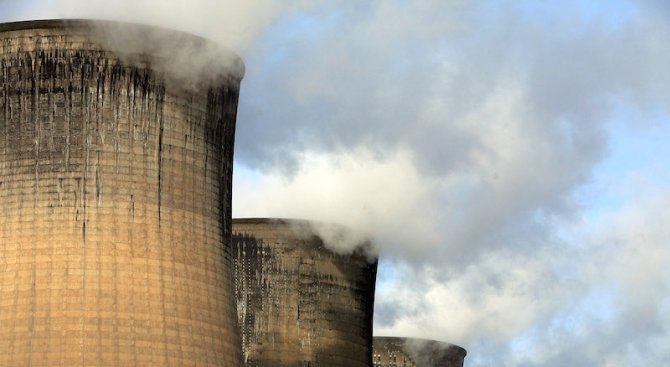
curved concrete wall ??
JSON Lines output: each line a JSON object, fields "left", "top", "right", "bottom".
{"left": 232, "top": 218, "right": 378, "bottom": 367}
{"left": 373, "top": 337, "right": 466, "bottom": 367}
{"left": 0, "top": 20, "right": 243, "bottom": 366}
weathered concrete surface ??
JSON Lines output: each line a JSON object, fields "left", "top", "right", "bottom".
{"left": 232, "top": 218, "right": 378, "bottom": 367}
{"left": 373, "top": 337, "right": 466, "bottom": 367}
{"left": 0, "top": 20, "right": 243, "bottom": 366}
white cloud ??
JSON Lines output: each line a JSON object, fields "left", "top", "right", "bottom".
{"left": 233, "top": 149, "right": 444, "bottom": 259}
{"left": 0, "top": 0, "right": 314, "bottom": 54}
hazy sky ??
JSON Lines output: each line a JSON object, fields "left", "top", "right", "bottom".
{"left": 2, "top": 1, "right": 670, "bottom": 365}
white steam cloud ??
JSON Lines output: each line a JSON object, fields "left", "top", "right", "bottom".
{"left": 234, "top": 149, "right": 444, "bottom": 261}
{"left": 0, "top": 0, "right": 313, "bottom": 54}
{"left": 78, "top": 20, "right": 245, "bottom": 89}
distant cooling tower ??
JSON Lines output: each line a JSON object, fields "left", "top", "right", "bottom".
{"left": 232, "top": 218, "right": 378, "bottom": 367}
{"left": 0, "top": 20, "right": 244, "bottom": 366}
{"left": 373, "top": 337, "right": 467, "bottom": 367}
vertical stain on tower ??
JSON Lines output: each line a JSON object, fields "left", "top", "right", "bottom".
{"left": 232, "top": 218, "right": 378, "bottom": 367}
{"left": 0, "top": 19, "right": 245, "bottom": 366}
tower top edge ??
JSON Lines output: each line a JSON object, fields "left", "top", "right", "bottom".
{"left": 373, "top": 336, "right": 467, "bottom": 357}
{"left": 0, "top": 19, "right": 245, "bottom": 80}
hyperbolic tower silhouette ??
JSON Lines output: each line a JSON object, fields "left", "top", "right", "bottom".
{"left": 373, "top": 337, "right": 467, "bottom": 367}
{"left": 0, "top": 20, "right": 244, "bottom": 366}
{"left": 232, "top": 218, "right": 378, "bottom": 367}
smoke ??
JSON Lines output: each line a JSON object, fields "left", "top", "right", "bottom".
{"left": 67, "top": 20, "right": 243, "bottom": 90}
{"left": 402, "top": 338, "right": 466, "bottom": 366}
{"left": 0, "top": 0, "right": 310, "bottom": 88}
{"left": 231, "top": 1, "right": 670, "bottom": 365}
{"left": 0, "top": 0, "right": 313, "bottom": 54}
{"left": 302, "top": 221, "right": 374, "bottom": 259}
{"left": 233, "top": 149, "right": 446, "bottom": 262}
{"left": 275, "top": 219, "right": 374, "bottom": 260}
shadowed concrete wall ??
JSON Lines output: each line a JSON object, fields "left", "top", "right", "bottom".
{"left": 0, "top": 20, "right": 243, "bottom": 366}
{"left": 232, "top": 218, "right": 378, "bottom": 367}
{"left": 373, "top": 337, "right": 466, "bottom": 367}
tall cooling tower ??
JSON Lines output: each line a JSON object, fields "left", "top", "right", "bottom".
{"left": 373, "top": 337, "right": 467, "bottom": 367}
{"left": 0, "top": 20, "right": 244, "bottom": 366}
{"left": 232, "top": 218, "right": 378, "bottom": 367}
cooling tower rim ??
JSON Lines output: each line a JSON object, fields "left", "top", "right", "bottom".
{"left": 233, "top": 217, "right": 377, "bottom": 261}
{"left": 0, "top": 19, "right": 87, "bottom": 32}
{"left": 233, "top": 217, "right": 369, "bottom": 231}
{"left": 373, "top": 336, "right": 467, "bottom": 357}
{"left": 233, "top": 217, "right": 367, "bottom": 239}
{"left": 234, "top": 217, "right": 318, "bottom": 225}
{"left": 0, "top": 19, "right": 245, "bottom": 80}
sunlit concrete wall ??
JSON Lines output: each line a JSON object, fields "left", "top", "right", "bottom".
{"left": 0, "top": 19, "right": 243, "bottom": 366}
{"left": 232, "top": 218, "right": 378, "bottom": 367}
{"left": 373, "top": 337, "right": 466, "bottom": 367}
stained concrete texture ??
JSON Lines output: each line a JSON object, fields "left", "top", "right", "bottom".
{"left": 0, "top": 20, "right": 243, "bottom": 366}
{"left": 232, "top": 218, "right": 378, "bottom": 367}
{"left": 372, "top": 337, "right": 467, "bottom": 367}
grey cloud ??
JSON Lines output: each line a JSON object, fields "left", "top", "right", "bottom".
{"left": 237, "top": 1, "right": 670, "bottom": 184}
{"left": 472, "top": 191, "right": 670, "bottom": 366}
{"left": 233, "top": 5, "right": 670, "bottom": 365}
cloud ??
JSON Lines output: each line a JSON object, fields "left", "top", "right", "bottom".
{"left": 373, "top": 248, "right": 570, "bottom": 343}
{"left": 0, "top": 0, "right": 313, "bottom": 54}
{"left": 507, "top": 187, "right": 670, "bottom": 367}
{"left": 230, "top": 1, "right": 670, "bottom": 365}
{"left": 373, "top": 180, "right": 670, "bottom": 366}
{"left": 233, "top": 149, "right": 445, "bottom": 260}
{"left": 231, "top": 0, "right": 670, "bottom": 272}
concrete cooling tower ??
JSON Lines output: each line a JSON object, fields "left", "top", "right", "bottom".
{"left": 232, "top": 218, "right": 378, "bottom": 367}
{"left": 372, "top": 337, "right": 466, "bottom": 367}
{"left": 0, "top": 20, "right": 244, "bottom": 366}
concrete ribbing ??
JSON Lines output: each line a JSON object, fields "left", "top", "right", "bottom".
{"left": 232, "top": 218, "right": 378, "bottom": 367}
{"left": 0, "top": 20, "right": 243, "bottom": 366}
{"left": 372, "top": 337, "right": 467, "bottom": 367}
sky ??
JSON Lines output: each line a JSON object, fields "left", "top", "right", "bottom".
{"left": 2, "top": 1, "right": 670, "bottom": 365}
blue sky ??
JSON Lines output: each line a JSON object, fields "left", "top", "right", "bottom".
{"left": 2, "top": 1, "right": 670, "bottom": 365}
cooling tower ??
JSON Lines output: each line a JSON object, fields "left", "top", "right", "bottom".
{"left": 372, "top": 337, "right": 466, "bottom": 367}
{"left": 0, "top": 20, "right": 244, "bottom": 366}
{"left": 232, "top": 218, "right": 378, "bottom": 367}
